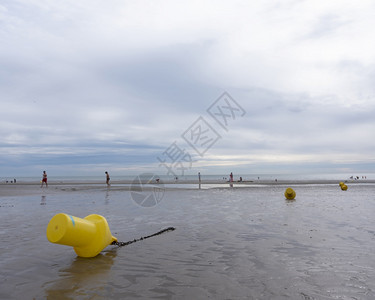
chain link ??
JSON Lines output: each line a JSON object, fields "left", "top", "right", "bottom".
{"left": 111, "top": 227, "right": 175, "bottom": 247}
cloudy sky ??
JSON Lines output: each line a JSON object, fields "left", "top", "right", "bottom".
{"left": 1, "top": 0, "right": 375, "bottom": 178}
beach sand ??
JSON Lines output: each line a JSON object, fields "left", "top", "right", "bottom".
{"left": 1, "top": 181, "right": 375, "bottom": 299}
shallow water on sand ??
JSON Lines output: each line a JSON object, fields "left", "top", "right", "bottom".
{"left": 1, "top": 184, "right": 375, "bottom": 299}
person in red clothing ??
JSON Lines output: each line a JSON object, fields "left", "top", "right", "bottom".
{"left": 41, "top": 171, "right": 48, "bottom": 188}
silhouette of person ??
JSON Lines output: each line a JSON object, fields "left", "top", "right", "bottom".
{"left": 41, "top": 171, "right": 48, "bottom": 187}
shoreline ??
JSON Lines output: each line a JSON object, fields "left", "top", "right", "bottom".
{"left": 1, "top": 178, "right": 374, "bottom": 185}
{"left": 1, "top": 179, "right": 374, "bottom": 198}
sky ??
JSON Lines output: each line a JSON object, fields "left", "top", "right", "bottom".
{"left": 1, "top": 0, "right": 375, "bottom": 178}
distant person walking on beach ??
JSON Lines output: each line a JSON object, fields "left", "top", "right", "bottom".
{"left": 198, "top": 172, "right": 201, "bottom": 183}
{"left": 105, "top": 171, "right": 110, "bottom": 186}
{"left": 229, "top": 172, "right": 233, "bottom": 182}
{"left": 41, "top": 171, "right": 48, "bottom": 188}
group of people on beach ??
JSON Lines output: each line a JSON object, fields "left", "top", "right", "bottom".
{"left": 37, "top": 170, "right": 250, "bottom": 188}
{"left": 39, "top": 171, "right": 111, "bottom": 188}
{"left": 350, "top": 175, "right": 367, "bottom": 180}
{"left": 3, "top": 178, "right": 16, "bottom": 184}
{"left": 222, "top": 172, "right": 242, "bottom": 182}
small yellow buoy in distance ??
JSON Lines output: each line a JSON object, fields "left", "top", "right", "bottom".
{"left": 46, "top": 213, "right": 117, "bottom": 258}
{"left": 285, "top": 187, "right": 296, "bottom": 200}
{"left": 339, "top": 181, "right": 348, "bottom": 190}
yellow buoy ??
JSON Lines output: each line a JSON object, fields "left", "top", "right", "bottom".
{"left": 284, "top": 187, "right": 296, "bottom": 200}
{"left": 46, "top": 213, "right": 117, "bottom": 258}
{"left": 339, "top": 182, "right": 344, "bottom": 187}
{"left": 341, "top": 184, "right": 348, "bottom": 191}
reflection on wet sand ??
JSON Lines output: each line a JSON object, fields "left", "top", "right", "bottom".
{"left": 44, "top": 250, "right": 117, "bottom": 299}
{"left": 40, "top": 195, "right": 46, "bottom": 205}
{"left": 105, "top": 190, "right": 110, "bottom": 205}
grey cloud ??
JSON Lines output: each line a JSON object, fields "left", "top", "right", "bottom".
{"left": 95, "top": 43, "right": 217, "bottom": 111}
{"left": 208, "top": 88, "right": 375, "bottom": 157}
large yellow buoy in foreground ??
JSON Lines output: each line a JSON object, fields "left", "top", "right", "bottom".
{"left": 284, "top": 187, "right": 296, "bottom": 200}
{"left": 46, "top": 213, "right": 117, "bottom": 258}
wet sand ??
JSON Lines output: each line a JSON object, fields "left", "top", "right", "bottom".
{"left": 1, "top": 182, "right": 375, "bottom": 299}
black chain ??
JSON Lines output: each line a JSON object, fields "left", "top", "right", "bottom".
{"left": 111, "top": 227, "right": 175, "bottom": 247}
